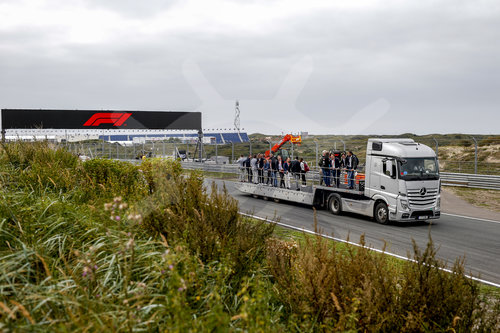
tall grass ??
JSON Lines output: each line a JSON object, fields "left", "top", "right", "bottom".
{"left": 0, "top": 142, "right": 498, "bottom": 331}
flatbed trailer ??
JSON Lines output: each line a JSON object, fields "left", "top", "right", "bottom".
{"left": 235, "top": 182, "right": 379, "bottom": 219}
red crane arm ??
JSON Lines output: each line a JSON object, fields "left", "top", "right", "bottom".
{"left": 265, "top": 134, "right": 301, "bottom": 157}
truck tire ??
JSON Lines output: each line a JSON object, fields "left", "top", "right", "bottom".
{"left": 374, "top": 202, "right": 389, "bottom": 225}
{"left": 328, "top": 194, "right": 342, "bottom": 215}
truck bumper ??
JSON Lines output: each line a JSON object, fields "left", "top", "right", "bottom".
{"left": 391, "top": 208, "right": 440, "bottom": 222}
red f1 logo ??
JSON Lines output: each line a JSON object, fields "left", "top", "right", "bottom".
{"left": 83, "top": 113, "right": 132, "bottom": 127}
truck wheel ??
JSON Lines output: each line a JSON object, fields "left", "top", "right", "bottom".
{"left": 328, "top": 194, "right": 342, "bottom": 215}
{"left": 374, "top": 202, "right": 389, "bottom": 225}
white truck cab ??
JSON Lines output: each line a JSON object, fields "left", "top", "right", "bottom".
{"left": 365, "top": 139, "right": 441, "bottom": 223}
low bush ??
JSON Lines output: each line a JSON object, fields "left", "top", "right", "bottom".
{"left": 140, "top": 162, "right": 275, "bottom": 282}
{"left": 1, "top": 141, "right": 79, "bottom": 193}
{"left": 267, "top": 223, "right": 500, "bottom": 331}
{"left": 80, "top": 158, "right": 148, "bottom": 203}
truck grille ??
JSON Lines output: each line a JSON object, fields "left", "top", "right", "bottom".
{"left": 407, "top": 188, "right": 438, "bottom": 208}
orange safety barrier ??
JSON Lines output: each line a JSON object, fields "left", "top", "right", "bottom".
{"left": 343, "top": 172, "right": 365, "bottom": 184}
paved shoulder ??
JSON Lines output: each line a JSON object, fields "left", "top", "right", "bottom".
{"left": 441, "top": 188, "right": 500, "bottom": 222}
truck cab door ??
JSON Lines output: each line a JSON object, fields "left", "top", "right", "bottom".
{"left": 380, "top": 159, "right": 399, "bottom": 210}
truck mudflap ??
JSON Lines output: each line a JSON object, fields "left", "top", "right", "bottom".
{"left": 235, "top": 182, "right": 314, "bottom": 205}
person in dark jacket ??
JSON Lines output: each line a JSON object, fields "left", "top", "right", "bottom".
{"left": 346, "top": 151, "right": 358, "bottom": 189}
{"left": 270, "top": 153, "right": 278, "bottom": 187}
{"left": 257, "top": 154, "right": 265, "bottom": 183}
{"left": 319, "top": 150, "right": 331, "bottom": 186}
{"left": 244, "top": 155, "right": 252, "bottom": 182}
{"left": 278, "top": 156, "right": 286, "bottom": 188}
{"left": 289, "top": 157, "right": 301, "bottom": 189}
{"left": 332, "top": 152, "right": 341, "bottom": 187}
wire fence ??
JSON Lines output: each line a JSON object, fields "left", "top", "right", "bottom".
{"left": 47, "top": 134, "right": 500, "bottom": 176}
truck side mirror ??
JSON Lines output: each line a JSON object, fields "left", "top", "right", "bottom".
{"left": 391, "top": 164, "right": 397, "bottom": 179}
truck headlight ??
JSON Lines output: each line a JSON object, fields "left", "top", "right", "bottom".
{"left": 436, "top": 197, "right": 440, "bottom": 209}
{"left": 400, "top": 199, "right": 409, "bottom": 210}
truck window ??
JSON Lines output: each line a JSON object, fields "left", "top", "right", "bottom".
{"left": 398, "top": 157, "right": 439, "bottom": 181}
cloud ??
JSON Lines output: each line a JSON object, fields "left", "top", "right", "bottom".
{"left": 0, "top": 0, "right": 499, "bottom": 134}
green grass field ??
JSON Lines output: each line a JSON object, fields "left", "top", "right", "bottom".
{"left": 0, "top": 142, "right": 498, "bottom": 331}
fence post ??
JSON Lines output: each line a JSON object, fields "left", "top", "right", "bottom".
{"left": 472, "top": 136, "right": 478, "bottom": 174}
{"left": 215, "top": 142, "right": 218, "bottom": 164}
{"left": 116, "top": 142, "right": 119, "bottom": 159}
{"left": 291, "top": 142, "right": 294, "bottom": 160}
{"left": 249, "top": 140, "right": 252, "bottom": 156}
{"left": 231, "top": 142, "right": 234, "bottom": 163}
{"left": 433, "top": 137, "right": 439, "bottom": 156}
{"left": 314, "top": 141, "right": 319, "bottom": 168}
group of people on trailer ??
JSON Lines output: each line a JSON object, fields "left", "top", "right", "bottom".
{"left": 319, "top": 150, "right": 359, "bottom": 189}
{"left": 237, "top": 153, "right": 310, "bottom": 189}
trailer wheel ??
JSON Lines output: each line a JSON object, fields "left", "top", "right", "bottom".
{"left": 374, "top": 202, "right": 389, "bottom": 225}
{"left": 328, "top": 194, "right": 342, "bottom": 215}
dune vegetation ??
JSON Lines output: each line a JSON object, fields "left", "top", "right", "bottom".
{"left": 0, "top": 141, "right": 498, "bottom": 332}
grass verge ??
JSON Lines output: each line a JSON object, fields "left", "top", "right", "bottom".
{"left": 0, "top": 142, "right": 498, "bottom": 332}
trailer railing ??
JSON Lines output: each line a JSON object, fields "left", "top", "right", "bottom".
{"left": 181, "top": 162, "right": 500, "bottom": 191}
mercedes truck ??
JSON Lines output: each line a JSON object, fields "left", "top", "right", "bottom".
{"left": 235, "top": 138, "right": 441, "bottom": 224}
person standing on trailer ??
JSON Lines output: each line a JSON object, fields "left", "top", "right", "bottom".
{"left": 270, "top": 153, "right": 278, "bottom": 187}
{"left": 340, "top": 152, "right": 347, "bottom": 186}
{"left": 285, "top": 157, "right": 292, "bottom": 189}
{"left": 329, "top": 152, "right": 336, "bottom": 186}
{"left": 264, "top": 158, "right": 271, "bottom": 185}
{"left": 278, "top": 155, "right": 285, "bottom": 188}
{"left": 332, "top": 152, "right": 341, "bottom": 187}
{"left": 300, "top": 158, "right": 308, "bottom": 186}
{"left": 236, "top": 155, "right": 246, "bottom": 182}
{"left": 346, "top": 151, "right": 358, "bottom": 189}
{"left": 244, "top": 155, "right": 251, "bottom": 182}
{"left": 257, "top": 153, "right": 265, "bottom": 183}
{"left": 289, "top": 157, "right": 301, "bottom": 189}
{"left": 250, "top": 154, "right": 258, "bottom": 183}
{"left": 320, "top": 150, "right": 331, "bottom": 186}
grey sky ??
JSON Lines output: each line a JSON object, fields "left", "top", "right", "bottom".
{"left": 0, "top": 0, "right": 499, "bottom": 134}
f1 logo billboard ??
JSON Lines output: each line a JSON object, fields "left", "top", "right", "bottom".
{"left": 83, "top": 113, "right": 132, "bottom": 127}
{"left": 1, "top": 109, "right": 202, "bottom": 130}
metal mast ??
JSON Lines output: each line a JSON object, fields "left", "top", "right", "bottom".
{"left": 234, "top": 100, "right": 240, "bottom": 134}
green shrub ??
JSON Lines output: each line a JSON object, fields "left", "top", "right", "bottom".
{"left": 140, "top": 168, "right": 275, "bottom": 281}
{"left": 80, "top": 159, "right": 148, "bottom": 203}
{"left": 1, "top": 141, "right": 79, "bottom": 193}
{"left": 267, "top": 225, "right": 500, "bottom": 332}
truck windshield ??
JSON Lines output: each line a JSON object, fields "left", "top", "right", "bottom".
{"left": 398, "top": 157, "right": 439, "bottom": 181}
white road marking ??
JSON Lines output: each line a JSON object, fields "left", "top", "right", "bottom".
{"left": 442, "top": 213, "right": 500, "bottom": 224}
{"left": 240, "top": 212, "right": 500, "bottom": 289}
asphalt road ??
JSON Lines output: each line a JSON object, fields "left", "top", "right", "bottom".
{"left": 209, "top": 179, "right": 500, "bottom": 286}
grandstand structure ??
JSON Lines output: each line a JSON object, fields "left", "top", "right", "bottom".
{"left": 4, "top": 128, "right": 250, "bottom": 145}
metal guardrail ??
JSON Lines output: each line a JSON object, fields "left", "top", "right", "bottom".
{"left": 181, "top": 162, "right": 500, "bottom": 191}
{"left": 440, "top": 172, "right": 500, "bottom": 190}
